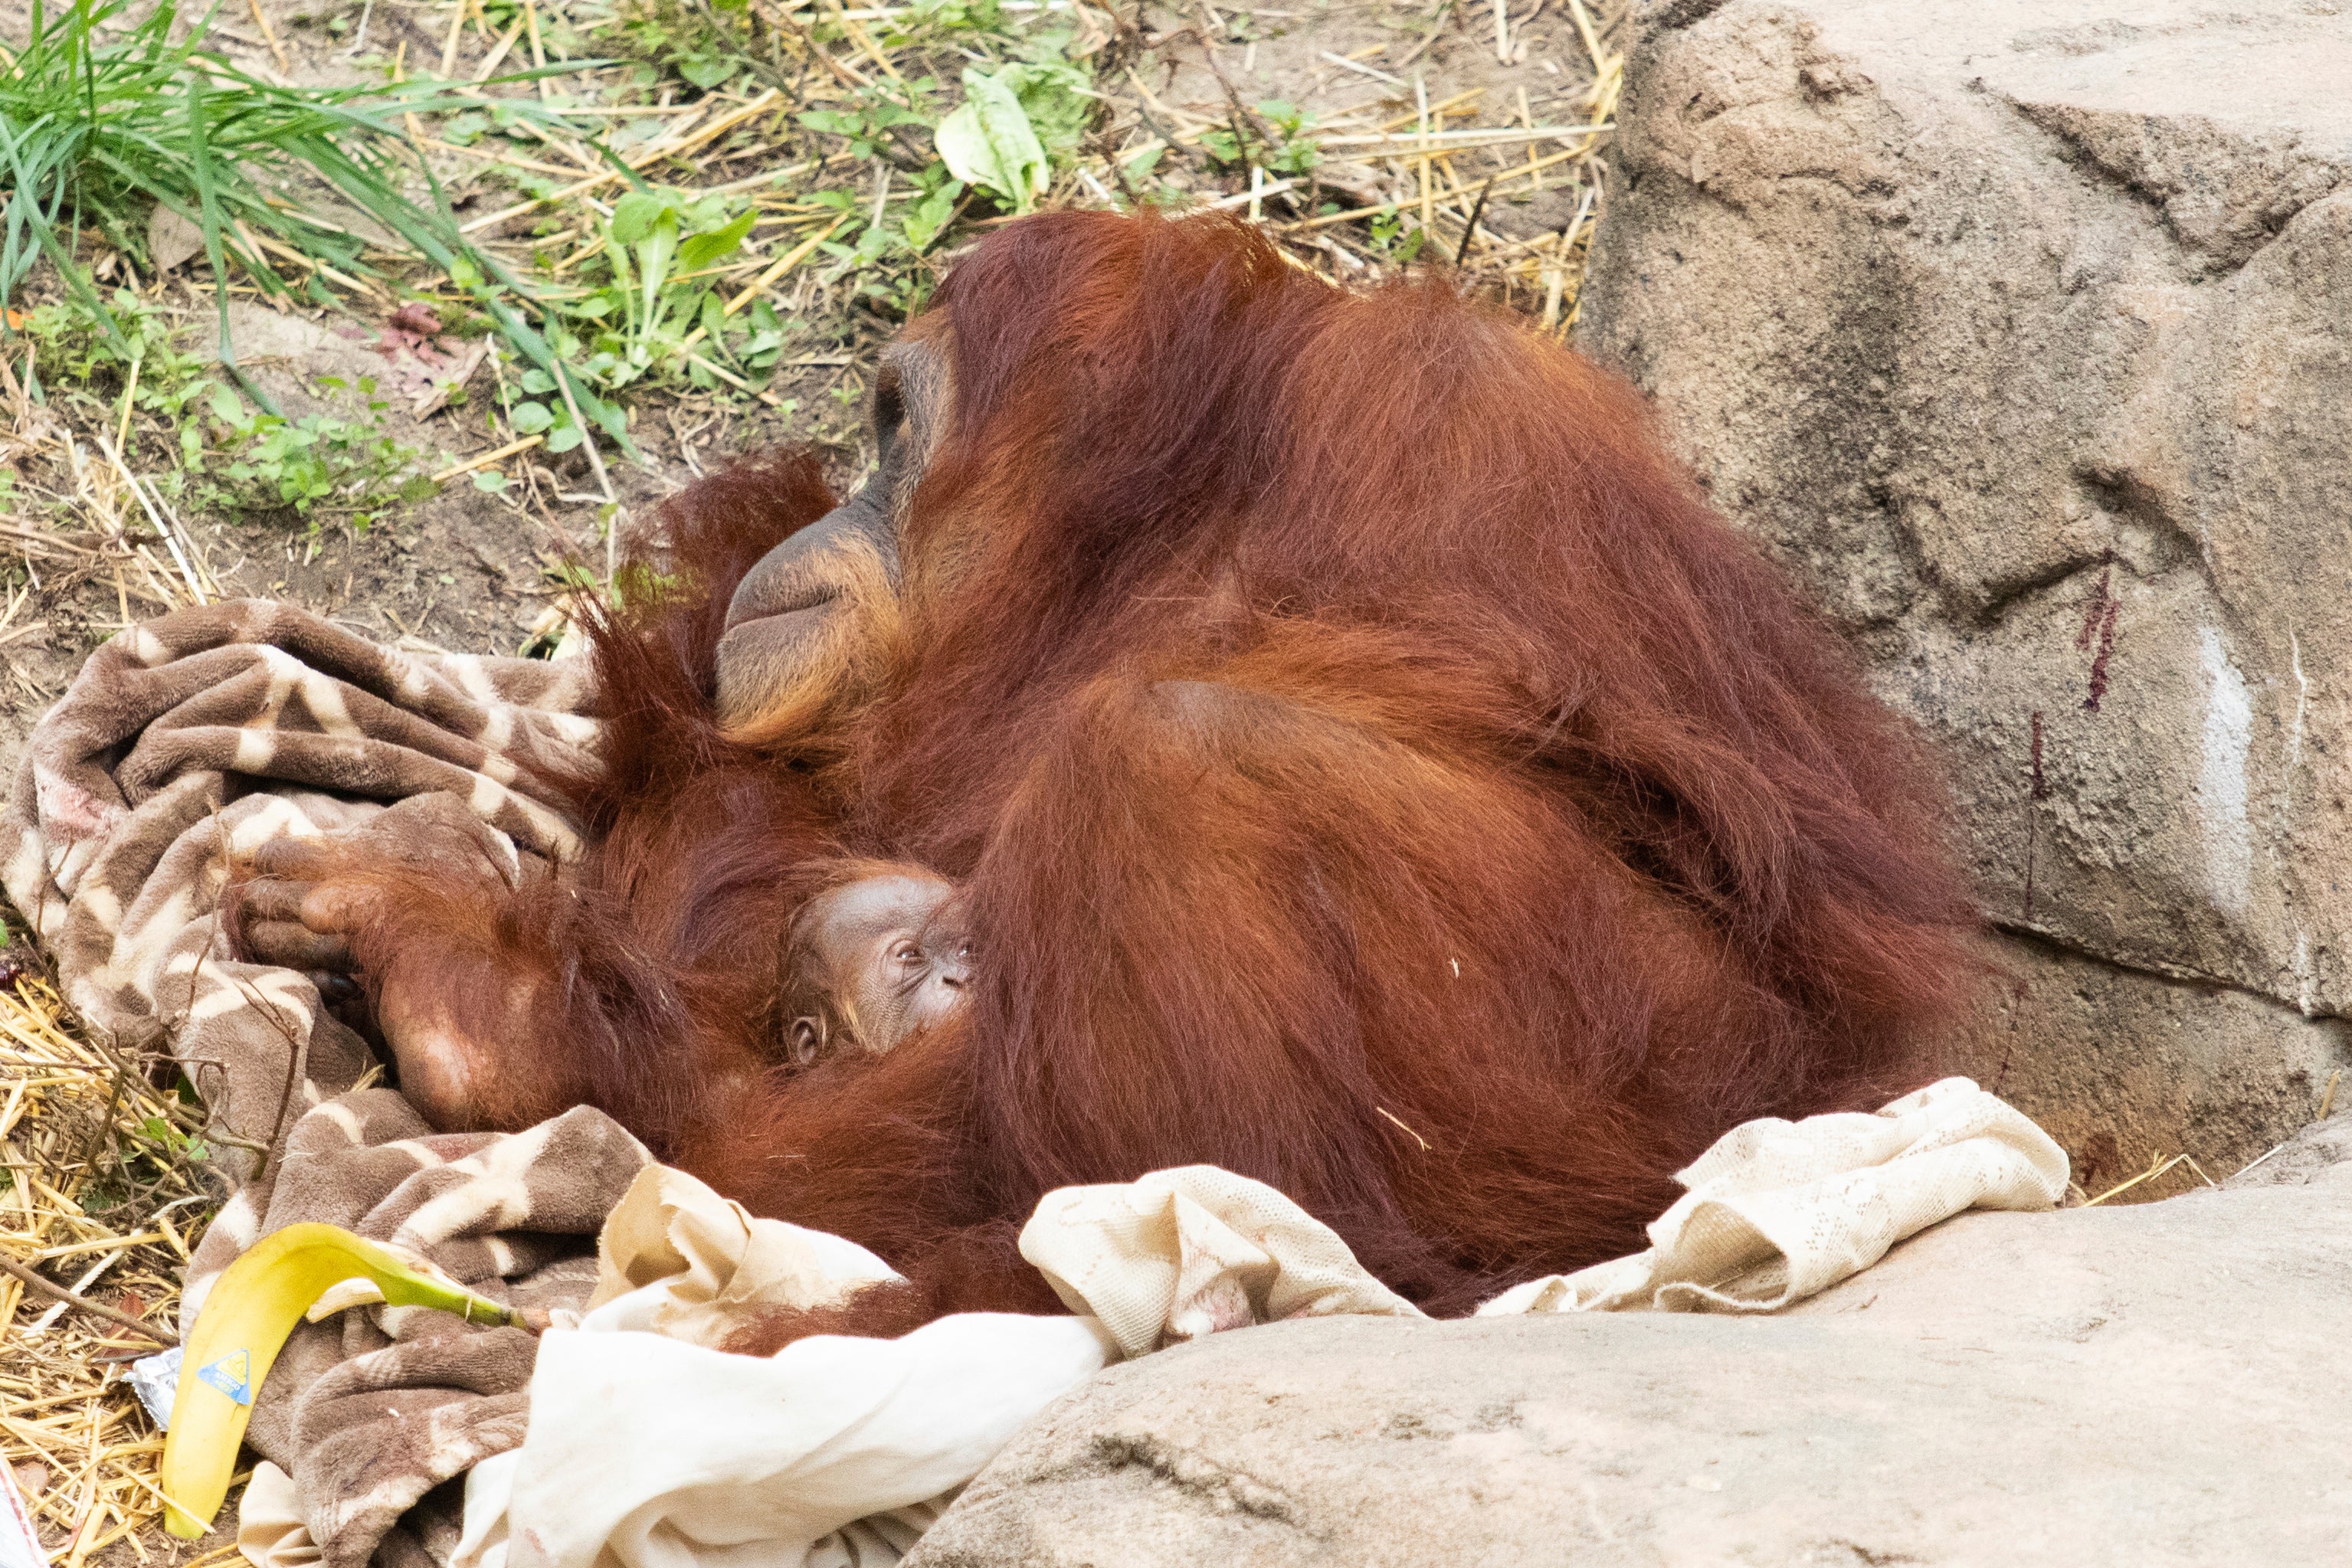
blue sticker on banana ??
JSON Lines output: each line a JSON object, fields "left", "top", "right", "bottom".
{"left": 195, "top": 1349, "right": 254, "bottom": 1406}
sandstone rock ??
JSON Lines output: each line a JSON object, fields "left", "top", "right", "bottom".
{"left": 908, "top": 1149, "right": 2352, "bottom": 1566}
{"left": 1574, "top": 0, "right": 2352, "bottom": 1167}
{"left": 2223, "top": 1094, "right": 2352, "bottom": 1187}
{"left": 1949, "top": 931, "right": 2347, "bottom": 1189}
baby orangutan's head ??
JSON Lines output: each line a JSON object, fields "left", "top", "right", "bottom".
{"left": 777, "top": 860, "right": 972, "bottom": 1067}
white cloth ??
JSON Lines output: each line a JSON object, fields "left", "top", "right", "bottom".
{"left": 1477, "top": 1075, "right": 2069, "bottom": 1314}
{"left": 470, "top": 1312, "right": 1114, "bottom": 1568}
{"left": 451, "top": 1166, "right": 1118, "bottom": 1568}
{"left": 580, "top": 1165, "right": 906, "bottom": 1347}
{"left": 458, "top": 1449, "right": 942, "bottom": 1568}
{"left": 236, "top": 1463, "right": 323, "bottom": 1568}
{"left": 1019, "top": 1164, "right": 1423, "bottom": 1357}
{"left": 332, "top": 1076, "right": 2069, "bottom": 1568}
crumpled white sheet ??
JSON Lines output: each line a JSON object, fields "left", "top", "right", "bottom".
{"left": 244, "top": 1076, "right": 2065, "bottom": 1568}
{"left": 1479, "top": 1075, "right": 2069, "bottom": 1314}
{"left": 235, "top": 1464, "right": 323, "bottom": 1568}
{"left": 580, "top": 1163, "right": 906, "bottom": 1347}
{"left": 466, "top": 1311, "right": 1113, "bottom": 1568}
{"left": 1020, "top": 1166, "right": 1423, "bottom": 1357}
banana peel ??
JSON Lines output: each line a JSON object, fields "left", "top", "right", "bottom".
{"left": 159, "top": 1222, "right": 535, "bottom": 1538}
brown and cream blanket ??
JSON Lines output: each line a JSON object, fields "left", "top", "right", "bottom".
{"left": 1, "top": 601, "right": 650, "bottom": 1568}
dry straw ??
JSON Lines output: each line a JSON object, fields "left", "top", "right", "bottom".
{"left": 0, "top": 968, "right": 217, "bottom": 1566}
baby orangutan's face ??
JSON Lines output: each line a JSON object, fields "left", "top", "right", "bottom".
{"left": 781, "top": 867, "right": 972, "bottom": 1067}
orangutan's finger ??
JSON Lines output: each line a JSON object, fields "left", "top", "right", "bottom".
{"left": 299, "top": 879, "right": 385, "bottom": 935}
{"left": 241, "top": 920, "right": 356, "bottom": 973}
{"left": 247, "top": 836, "right": 343, "bottom": 882}
{"left": 231, "top": 876, "right": 315, "bottom": 927}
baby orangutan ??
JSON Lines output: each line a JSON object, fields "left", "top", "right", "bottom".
{"left": 228, "top": 802, "right": 971, "bottom": 1131}
{"left": 775, "top": 860, "right": 973, "bottom": 1068}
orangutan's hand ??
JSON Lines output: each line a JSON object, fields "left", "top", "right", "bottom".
{"left": 226, "top": 794, "right": 524, "bottom": 1129}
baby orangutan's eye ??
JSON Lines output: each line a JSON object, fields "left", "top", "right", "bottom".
{"left": 891, "top": 941, "right": 922, "bottom": 965}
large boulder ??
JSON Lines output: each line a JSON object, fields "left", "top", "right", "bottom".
{"left": 1573, "top": 0, "right": 2352, "bottom": 1188}
{"left": 906, "top": 1119, "right": 2352, "bottom": 1566}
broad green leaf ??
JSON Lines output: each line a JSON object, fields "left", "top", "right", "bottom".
{"left": 634, "top": 215, "right": 681, "bottom": 329}
{"left": 676, "top": 208, "right": 755, "bottom": 273}
{"left": 901, "top": 182, "right": 959, "bottom": 252}
{"left": 609, "top": 191, "right": 673, "bottom": 247}
{"left": 935, "top": 67, "right": 1049, "bottom": 213}
{"left": 1003, "top": 61, "right": 1094, "bottom": 154}
{"left": 508, "top": 401, "right": 554, "bottom": 434}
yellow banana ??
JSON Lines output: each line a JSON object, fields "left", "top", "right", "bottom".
{"left": 159, "top": 1222, "right": 531, "bottom": 1538}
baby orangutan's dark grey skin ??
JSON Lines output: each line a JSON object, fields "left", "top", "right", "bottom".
{"left": 778, "top": 861, "right": 972, "bottom": 1067}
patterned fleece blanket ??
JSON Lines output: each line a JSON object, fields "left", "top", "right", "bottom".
{"left": 0, "top": 601, "right": 654, "bottom": 1568}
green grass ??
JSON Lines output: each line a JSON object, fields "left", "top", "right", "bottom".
{"left": 0, "top": 0, "right": 627, "bottom": 440}
{"left": 0, "top": 0, "right": 1158, "bottom": 462}
{"left": 0, "top": 0, "right": 1434, "bottom": 545}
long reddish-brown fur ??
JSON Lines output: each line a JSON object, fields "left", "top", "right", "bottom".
{"left": 313, "top": 454, "right": 846, "bottom": 1155}
{"left": 323, "top": 212, "right": 1972, "bottom": 1322}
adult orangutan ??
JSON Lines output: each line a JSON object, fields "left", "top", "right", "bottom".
{"left": 235, "top": 211, "right": 1973, "bottom": 1322}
